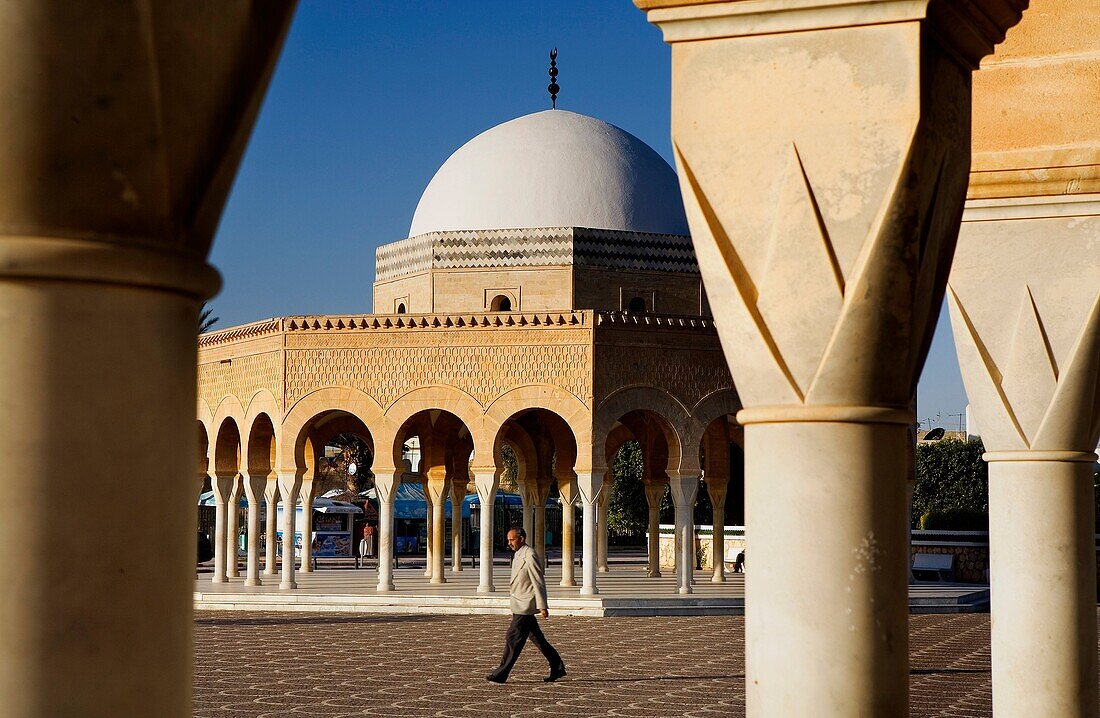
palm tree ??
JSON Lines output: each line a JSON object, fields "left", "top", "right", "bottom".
{"left": 198, "top": 303, "right": 219, "bottom": 334}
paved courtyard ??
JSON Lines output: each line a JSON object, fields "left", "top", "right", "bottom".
{"left": 193, "top": 610, "right": 1090, "bottom": 717}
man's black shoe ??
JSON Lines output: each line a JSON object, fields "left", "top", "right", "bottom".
{"left": 486, "top": 673, "right": 507, "bottom": 684}
{"left": 544, "top": 667, "right": 567, "bottom": 683}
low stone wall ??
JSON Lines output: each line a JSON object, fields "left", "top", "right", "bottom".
{"left": 651, "top": 528, "right": 1100, "bottom": 588}
{"left": 910, "top": 534, "right": 989, "bottom": 584}
{"left": 654, "top": 525, "right": 745, "bottom": 570}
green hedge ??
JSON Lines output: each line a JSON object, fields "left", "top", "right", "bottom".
{"left": 912, "top": 438, "right": 988, "bottom": 529}
{"left": 918, "top": 508, "right": 988, "bottom": 531}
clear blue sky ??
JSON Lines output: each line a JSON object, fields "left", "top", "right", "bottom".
{"left": 209, "top": 0, "right": 969, "bottom": 430}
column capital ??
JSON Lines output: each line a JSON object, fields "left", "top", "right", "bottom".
{"left": 642, "top": 478, "right": 668, "bottom": 508}
{"left": 557, "top": 474, "right": 579, "bottom": 506}
{"left": 472, "top": 470, "right": 500, "bottom": 500}
{"left": 668, "top": 473, "right": 700, "bottom": 508}
{"left": 638, "top": 0, "right": 1024, "bottom": 415}
{"left": 575, "top": 472, "right": 604, "bottom": 505}
{"left": 637, "top": 0, "right": 1026, "bottom": 67}
{"left": 372, "top": 469, "right": 401, "bottom": 504}
{"left": 705, "top": 480, "right": 728, "bottom": 508}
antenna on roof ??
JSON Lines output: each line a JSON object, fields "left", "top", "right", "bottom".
{"left": 548, "top": 48, "right": 559, "bottom": 109}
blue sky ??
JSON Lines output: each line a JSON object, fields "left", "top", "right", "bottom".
{"left": 209, "top": 0, "right": 969, "bottom": 430}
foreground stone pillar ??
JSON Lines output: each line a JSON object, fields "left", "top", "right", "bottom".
{"left": 374, "top": 471, "right": 400, "bottom": 593}
{"left": 224, "top": 474, "right": 243, "bottom": 578}
{"left": 242, "top": 472, "right": 268, "bottom": 586}
{"left": 210, "top": 471, "right": 236, "bottom": 584}
{"left": 448, "top": 477, "right": 465, "bottom": 572}
{"left": 425, "top": 473, "right": 447, "bottom": 584}
{"left": 576, "top": 472, "right": 604, "bottom": 595}
{"left": 558, "top": 474, "right": 579, "bottom": 587}
{"left": 276, "top": 471, "right": 302, "bottom": 590}
{"left": 668, "top": 473, "right": 698, "bottom": 594}
{"left": 0, "top": 5, "right": 295, "bottom": 715}
{"left": 643, "top": 479, "right": 666, "bottom": 578}
{"left": 263, "top": 477, "right": 279, "bottom": 575}
{"left": 596, "top": 475, "right": 611, "bottom": 573}
{"left": 953, "top": 14, "right": 1100, "bottom": 705}
{"left": 637, "top": 1, "right": 1024, "bottom": 712}
{"left": 474, "top": 470, "right": 499, "bottom": 593}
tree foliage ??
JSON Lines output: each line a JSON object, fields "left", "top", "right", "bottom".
{"left": 499, "top": 445, "right": 519, "bottom": 493}
{"left": 317, "top": 433, "right": 374, "bottom": 498}
{"left": 607, "top": 441, "right": 647, "bottom": 538}
{"left": 912, "top": 438, "right": 988, "bottom": 529}
{"left": 198, "top": 302, "right": 219, "bottom": 334}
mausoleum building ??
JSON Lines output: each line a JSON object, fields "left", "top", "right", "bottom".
{"left": 197, "top": 108, "right": 742, "bottom": 596}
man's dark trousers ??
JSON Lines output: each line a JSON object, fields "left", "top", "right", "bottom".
{"left": 491, "top": 613, "right": 564, "bottom": 679}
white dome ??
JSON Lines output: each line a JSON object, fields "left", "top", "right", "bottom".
{"left": 409, "top": 110, "right": 689, "bottom": 237}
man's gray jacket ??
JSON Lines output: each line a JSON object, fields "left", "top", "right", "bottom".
{"left": 509, "top": 544, "right": 549, "bottom": 615}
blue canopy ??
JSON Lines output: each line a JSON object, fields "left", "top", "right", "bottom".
{"left": 393, "top": 483, "right": 472, "bottom": 520}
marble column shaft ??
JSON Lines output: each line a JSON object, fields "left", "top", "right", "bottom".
{"left": 374, "top": 470, "right": 400, "bottom": 593}
{"left": 576, "top": 472, "right": 604, "bottom": 596}
{"left": 643, "top": 480, "right": 666, "bottom": 578}
{"left": 276, "top": 471, "right": 302, "bottom": 590}
{"left": 210, "top": 472, "right": 237, "bottom": 584}
{"left": 263, "top": 477, "right": 280, "bottom": 575}
{"left": 298, "top": 479, "right": 315, "bottom": 573}
{"left": 224, "top": 475, "right": 242, "bottom": 578}
{"left": 242, "top": 472, "right": 268, "bottom": 586}
{"left": 596, "top": 474, "right": 611, "bottom": 573}
{"left": 668, "top": 473, "right": 698, "bottom": 595}
{"left": 448, "top": 478, "right": 465, "bottom": 572}
{"left": 558, "top": 474, "right": 579, "bottom": 587}
{"left": 426, "top": 473, "right": 448, "bottom": 584}
{"left": 474, "top": 470, "right": 500, "bottom": 593}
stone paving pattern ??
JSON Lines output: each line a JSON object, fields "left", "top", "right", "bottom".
{"left": 194, "top": 610, "right": 1099, "bottom": 717}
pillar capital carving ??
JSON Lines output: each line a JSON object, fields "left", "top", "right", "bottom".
{"left": 668, "top": 472, "right": 699, "bottom": 508}
{"left": 705, "top": 480, "right": 728, "bottom": 509}
{"left": 472, "top": 470, "right": 500, "bottom": 501}
{"left": 642, "top": 478, "right": 668, "bottom": 509}
{"left": 575, "top": 472, "right": 604, "bottom": 505}
{"left": 372, "top": 470, "right": 401, "bottom": 505}
{"left": 642, "top": 0, "right": 1026, "bottom": 415}
{"left": 557, "top": 475, "right": 579, "bottom": 506}
{"left": 638, "top": 0, "right": 1026, "bottom": 67}
{"left": 241, "top": 472, "right": 268, "bottom": 501}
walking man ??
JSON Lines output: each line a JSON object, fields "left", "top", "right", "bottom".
{"left": 486, "top": 527, "right": 566, "bottom": 683}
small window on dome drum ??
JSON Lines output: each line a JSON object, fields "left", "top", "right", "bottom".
{"left": 627, "top": 296, "right": 647, "bottom": 313}
{"left": 396, "top": 303, "right": 406, "bottom": 314}
{"left": 490, "top": 295, "right": 512, "bottom": 312}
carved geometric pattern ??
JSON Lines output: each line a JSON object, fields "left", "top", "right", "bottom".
{"left": 198, "top": 352, "right": 283, "bottom": 413}
{"left": 949, "top": 283, "right": 1100, "bottom": 449}
{"left": 285, "top": 337, "right": 591, "bottom": 409}
{"left": 755, "top": 144, "right": 845, "bottom": 397}
{"left": 676, "top": 128, "right": 960, "bottom": 408}
{"left": 1001, "top": 286, "right": 1059, "bottom": 441}
{"left": 594, "top": 343, "right": 733, "bottom": 410}
{"left": 374, "top": 227, "right": 697, "bottom": 281}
